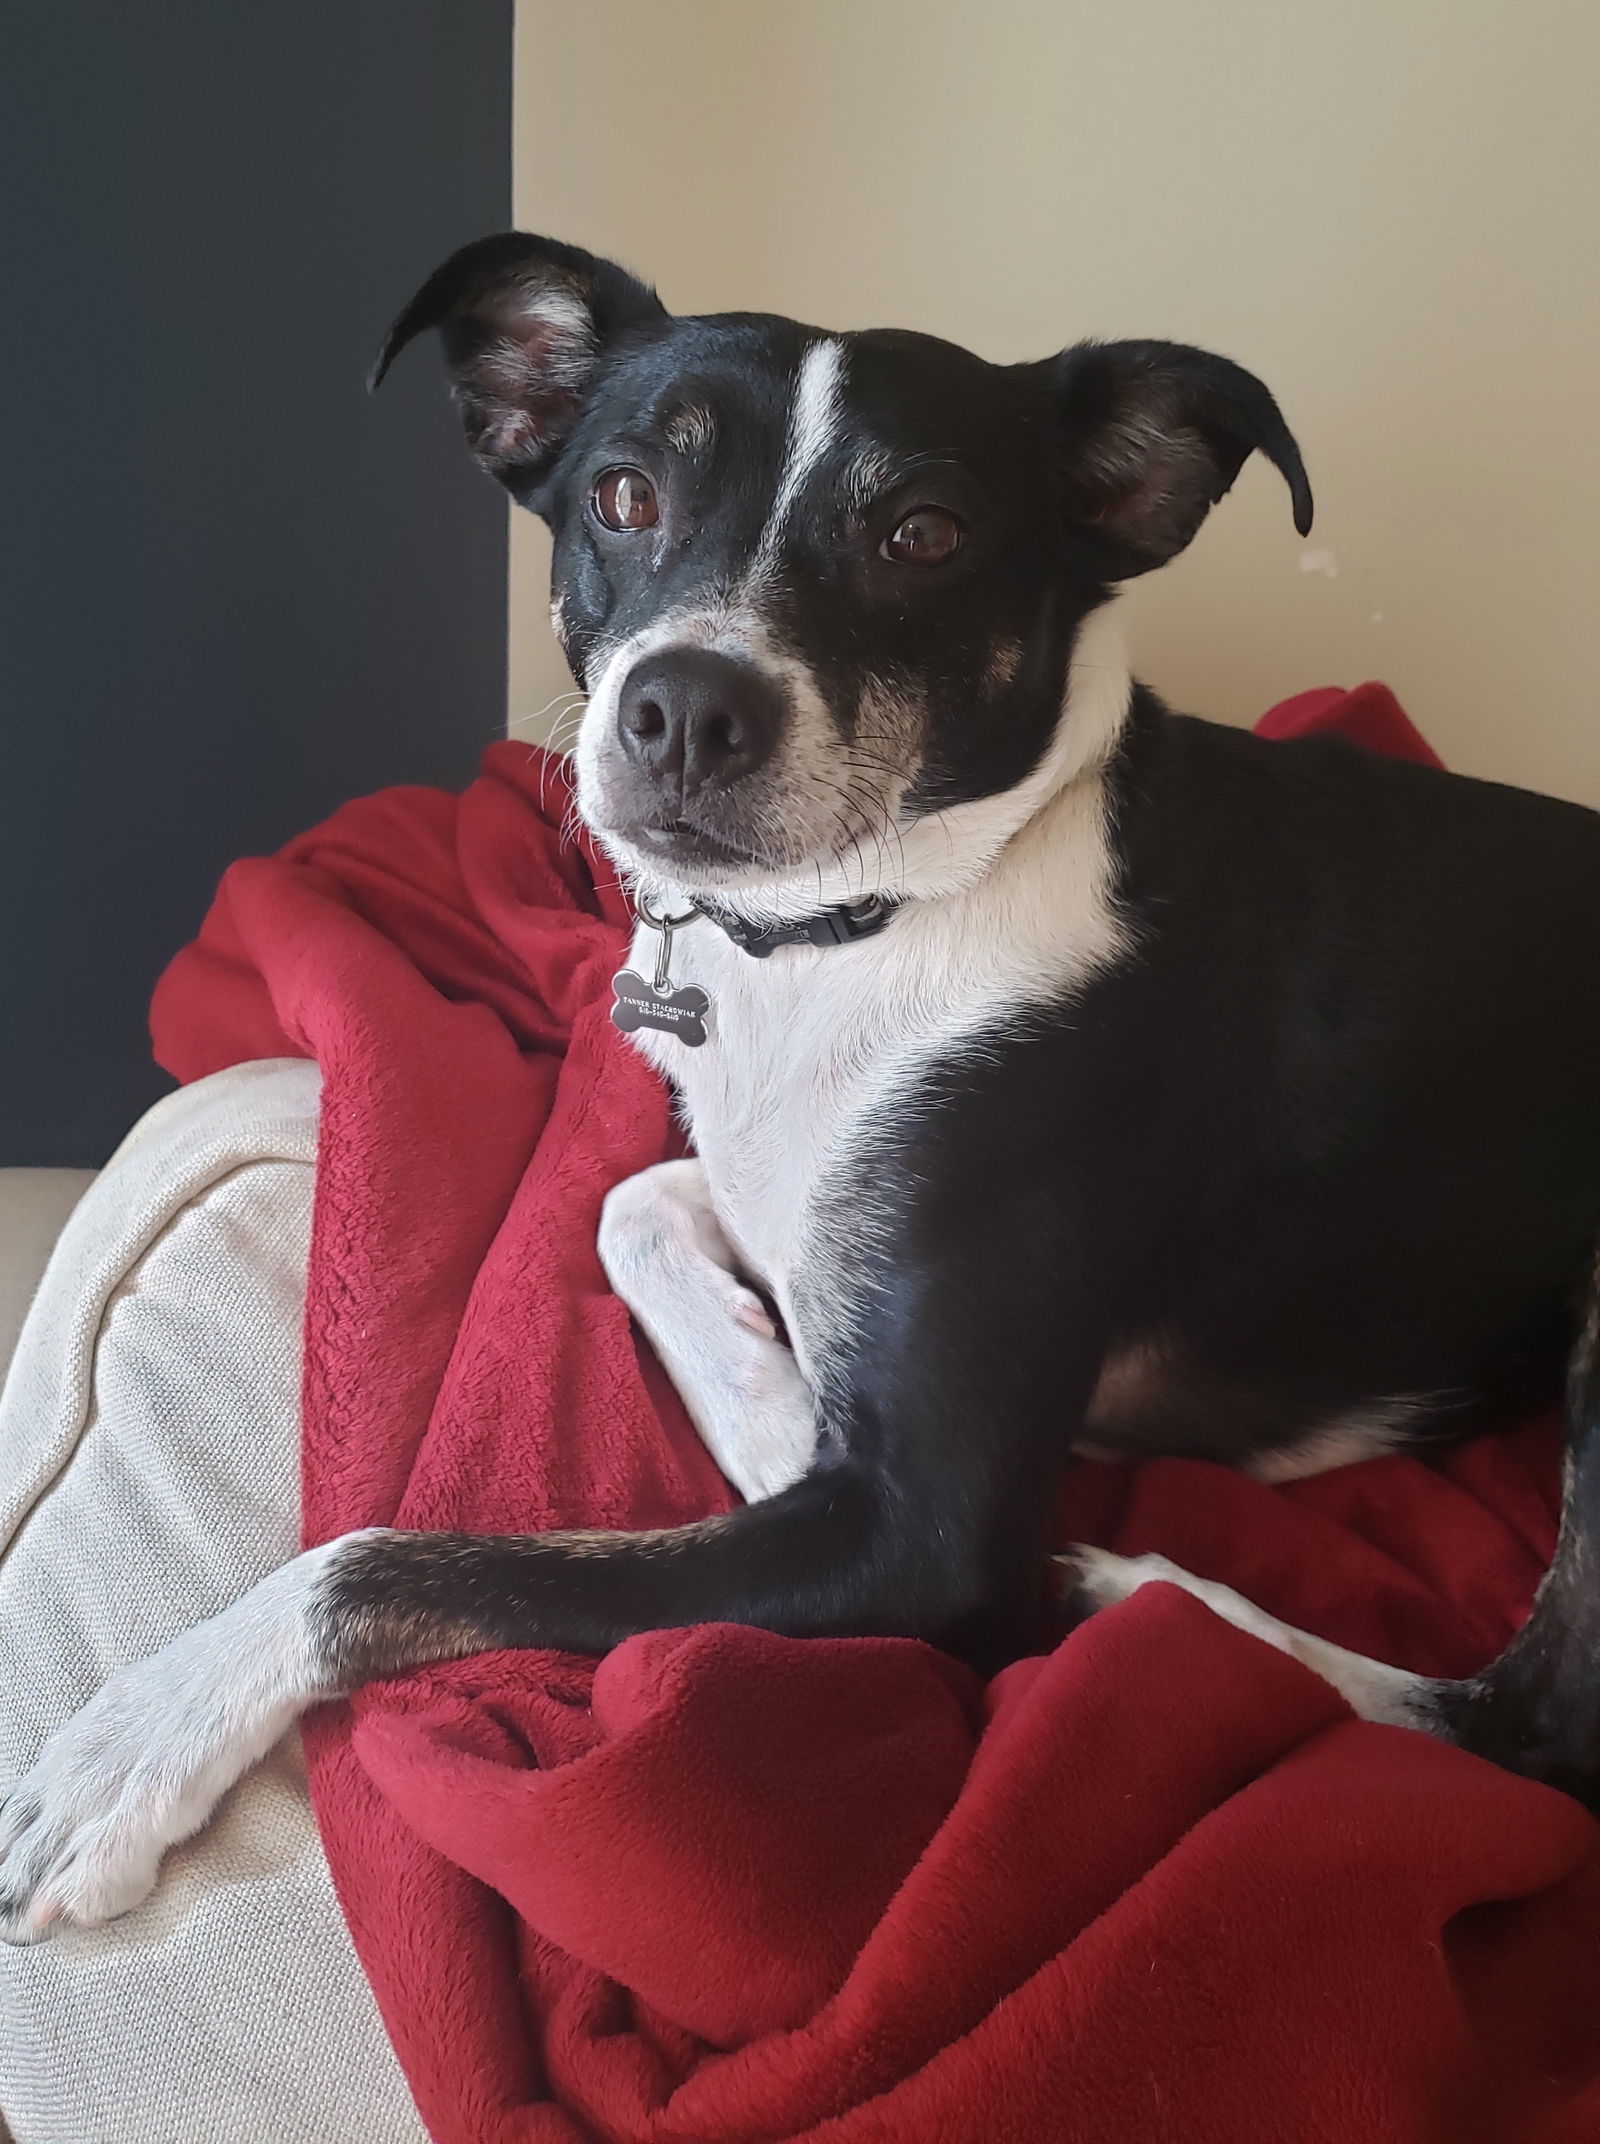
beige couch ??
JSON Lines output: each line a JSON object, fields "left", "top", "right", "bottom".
{"left": 0, "top": 1170, "right": 92, "bottom": 2144}
{"left": 0, "top": 1072, "right": 425, "bottom": 2144}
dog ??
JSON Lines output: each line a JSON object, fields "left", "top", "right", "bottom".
{"left": 4, "top": 232, "right": 1600, "bottom": 1944}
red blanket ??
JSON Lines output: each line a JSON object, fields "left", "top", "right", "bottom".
{"left": 152, "top": 683, "right": 1600, "bottom": 2144}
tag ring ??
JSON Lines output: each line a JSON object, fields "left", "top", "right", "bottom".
{"left": 634, "top": 893, "right": 700, "bottom": 932}
{"left": 635, "top": 893, "right": 701, "bottom": 993}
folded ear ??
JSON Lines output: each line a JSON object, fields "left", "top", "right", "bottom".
{"left": 371, "top": 231, "right": 667, "bottom": 503}
{"left": 1048, "top": 340, "right": 1313, "bottom": 579}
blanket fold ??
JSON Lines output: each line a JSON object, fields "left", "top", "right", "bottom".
{"left": 151, "top": 683, "right": 1600, "bottom": 2144}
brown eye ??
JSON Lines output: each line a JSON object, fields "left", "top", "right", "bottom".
{"left": 881, "top": 506, "right": 962, "bottom": 565}
{"left": 592, "top": 467, "right": 659, "bottom": 531}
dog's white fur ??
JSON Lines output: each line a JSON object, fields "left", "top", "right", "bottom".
{"left": 1060, "top": 1547, "right": 1434, "bottom": 1729}
{"left": 598, "top": 1158, "right": 817, "bottom": 1500}
{"left": 751, "top": 337, "right": 846, "bottom": 578}
{"left": 0, "top": 1540, "right": 365, "bottom": 1942}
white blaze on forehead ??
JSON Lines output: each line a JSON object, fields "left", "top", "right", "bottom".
{"left": 752, "top": 337, "right": 846, "bottom": 574}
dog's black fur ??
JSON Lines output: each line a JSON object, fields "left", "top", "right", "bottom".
{"left": 352, "top": 233, "right": 1600, "bottom": 1800}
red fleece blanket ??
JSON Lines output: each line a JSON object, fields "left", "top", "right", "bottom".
{"left": 152, "top": 683, "right": 1600, "bottom": 2144}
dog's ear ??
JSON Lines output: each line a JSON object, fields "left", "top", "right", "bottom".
{"left": 371, "top": 232, "right": 667, "bottom": 503}
{"left": 1047, "top": 340, "right": 1313, "bottom": 579}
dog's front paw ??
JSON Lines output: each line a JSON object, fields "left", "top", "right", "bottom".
{"left": 0, "top": 1552, "right": 337, "bottom": 1945}
{"left": 0, "top": 1666, "right": 195, "bottom": 1943}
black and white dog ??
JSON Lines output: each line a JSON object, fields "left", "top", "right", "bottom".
{"left": 5, "top": 234, "right": 1600, "bottom": 1942}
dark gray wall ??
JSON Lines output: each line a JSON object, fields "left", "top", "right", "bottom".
{"left": 2, "top": 1, "right": 513, "bottom": 1164}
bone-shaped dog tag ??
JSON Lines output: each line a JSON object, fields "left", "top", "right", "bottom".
{"left": 611, "top": 969, "right": 711, "bottom": 1047}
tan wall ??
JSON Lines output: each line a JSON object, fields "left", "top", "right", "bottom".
{"left": 512, "top": 0, "right": 1598, "bottom": 804}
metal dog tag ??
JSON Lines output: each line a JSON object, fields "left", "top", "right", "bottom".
{"left": 610, "top": 969, "right": 711, "bottom": 1046}
{"left": 611, "top": 894, "right": 710, "bottom": 1045}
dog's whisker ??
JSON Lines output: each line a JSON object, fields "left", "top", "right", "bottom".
{"left": 544, "top": 714, "right": 587, "bottom": 757}
{"left": 510, "top": 690, "right": 587, "bottom": 736}
{"left": 537, "top": 714, "right": 590, "bottom": 817}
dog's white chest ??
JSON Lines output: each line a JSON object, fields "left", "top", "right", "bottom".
{"left": 626, "top": 920, "right": 916, "bottom": 1298}
{"left": 622, "top": 778, "right": 1127, "bottom": 1327}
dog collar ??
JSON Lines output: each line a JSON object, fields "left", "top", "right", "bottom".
{"left": 610, "top": 892, "right": 897, "bottom": 1048}
{"left": 695, "top": 893, "right": 898, "bottom": 959}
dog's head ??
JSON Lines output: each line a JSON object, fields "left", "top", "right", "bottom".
{"left": 376, "top": 233, "right": 1311, "bottom": 905}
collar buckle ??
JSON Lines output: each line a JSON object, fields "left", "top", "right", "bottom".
{"left": 702, "top": 893, "right": 896, "bottom": 959}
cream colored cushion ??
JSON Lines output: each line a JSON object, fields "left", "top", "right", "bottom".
{"left": 0, "top": 1063, "right": 425, "bottom": 2144}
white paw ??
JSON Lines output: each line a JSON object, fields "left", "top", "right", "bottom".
{"left": 1055, "top": 1544, "right": 1195, "bottom": 1612}
{"left": 0, "top": 1664, "right": 210, "bottom": 1942}
{"left": 0, "top": 1551, "right": 339, "bottom": 1943}
{"left": 1058, "top": 1543, "right": 1318, "bottom": 1658}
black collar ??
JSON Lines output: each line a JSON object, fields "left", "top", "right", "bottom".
{"left": 695, "top": 892, "right": 898, "bottom": 960}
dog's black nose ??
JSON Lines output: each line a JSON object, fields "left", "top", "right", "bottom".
{"left": 616, "top": 648, "right": 784, "bottom": 799}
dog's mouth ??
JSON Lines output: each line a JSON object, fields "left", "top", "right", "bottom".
{"left": 629, "top": 818, "right": 773, "bottom": 871}
{"left": 600, "top": 784, "right": 914, "bottom": 895}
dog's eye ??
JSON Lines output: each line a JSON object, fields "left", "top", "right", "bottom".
{"left": 592, "top": 468, "right": 659, "bottom": 532}
{"left": 881, "top": 507, "right": 962, "bottom": 566}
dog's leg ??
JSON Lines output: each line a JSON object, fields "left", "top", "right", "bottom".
{"left": 1064, "top": 1300, "right": 1600, "bottom": 1808}
{"left": 0, "top": 1452, "right": 945, "bottom": 1940}
{"left": 1057, "top": 1545, "right": 1438, "bottom": 1729}
{"left": 0, "top": 1161, "right": 821, "bottom": 1943}
{"left": 598, "top": 1159, "right": 817, "bottom": 1501}
{"left": 1, "top": 1171, "right": 1116, "bottom": 1943}
{"left": 0, "top": 1267, "right": 1071, "bottom": 1942}
{"left": 1430, "top": 1297, "right": 1600, "bottom": 1808}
